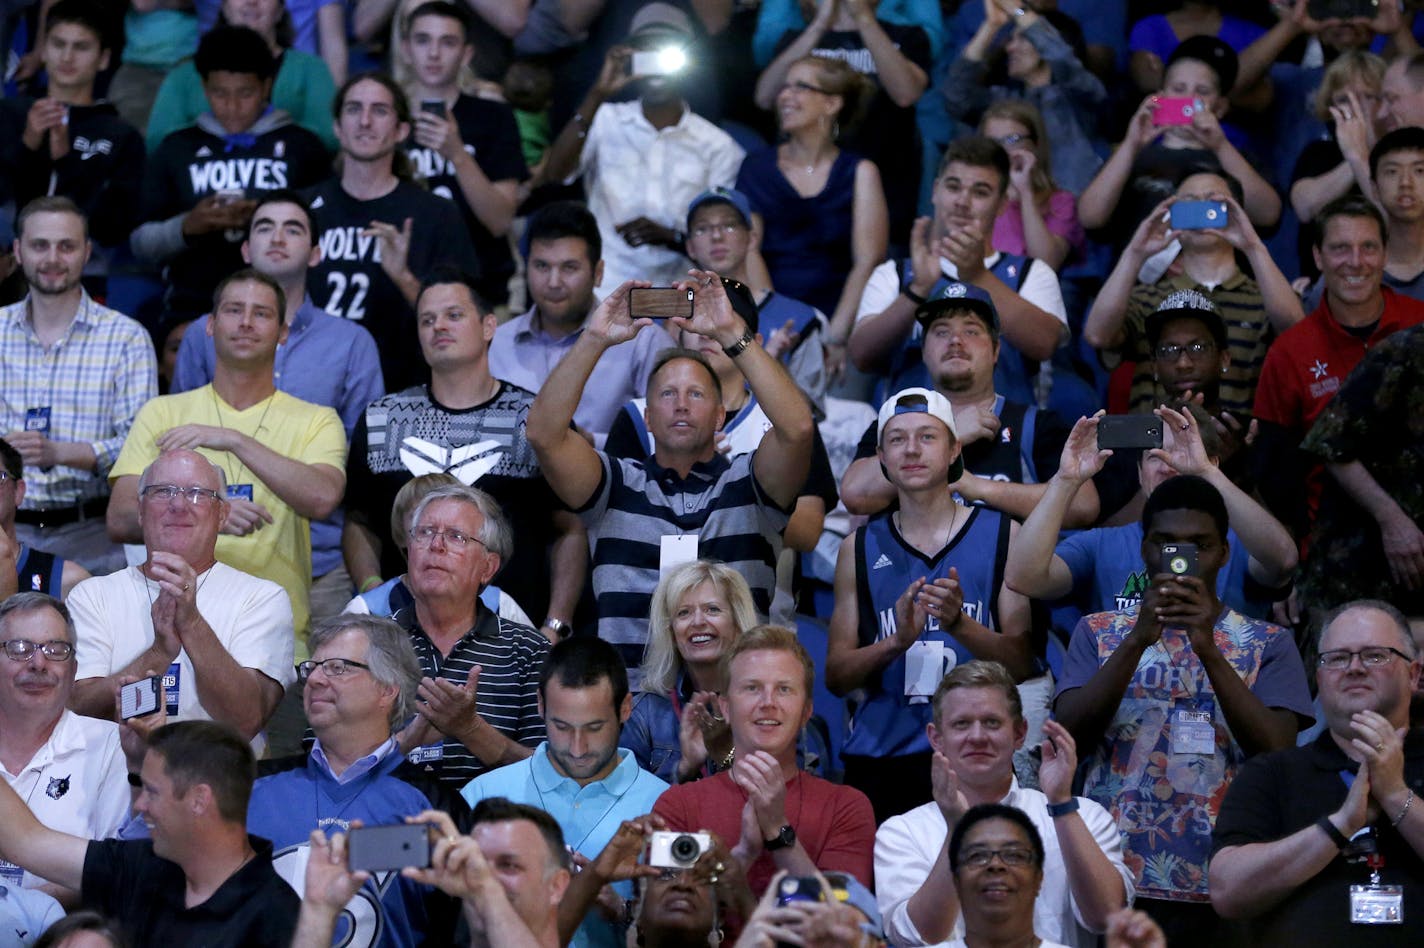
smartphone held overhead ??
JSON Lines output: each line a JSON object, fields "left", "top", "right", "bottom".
{"left": 1170, "top": 201, "right": 1228, "bottom": 230}
{"left": 347, "top": 824, "right": 432, "bottom": 872}
{"left": 1152, "top": 97, "right": 1202, "bottom": 126}
{"left": 629, "top": 287, "right": 694, "bottom": 320}
{"left": 1096, "top": 416, "right": 1163, "bottom": 451}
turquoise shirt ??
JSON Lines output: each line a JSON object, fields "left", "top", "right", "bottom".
{"left": 462, "top": 743, "right": 668, "bottom": 948}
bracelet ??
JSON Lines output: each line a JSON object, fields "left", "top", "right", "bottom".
{"left": 720, "top": 746, "right": 736, "bottom": 770}
{"left": 358, "top": 575, "right": 382, "bottom": 593}
{"left": 723, "top": 331, "right": 755, "bottom": 358}
{"left": 1392, "top": 789, "right": 1414, "bottom": 827}
{"left": 902, "top": 286, "right": 928, "bottom": 306}
{"left": 1317, "top": 815, "right": 1350, "bottom": 850}
{"left": 1046, "top": 798, "right": 1080, "bottom": 818}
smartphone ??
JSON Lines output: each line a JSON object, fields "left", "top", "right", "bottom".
{"left": 1170, "top": 200, "right": 1228, "bottom": 230}
{"left": 1161, "top": 542, "right": 1199, "bottom": 578}
{"left": 419, "top": 99, "right": 447, "bottom": 118}
{"left": 629, "top": 286, "right": 693, "bottom": 320}
{"left": 1096, "top": 415, "right": 1163, "bottom": 451}
{"left": 120, "top": 676, "right": 162, "bottom": 720}
{"left": 1307, "top": 0, "right": 1377, "bottom": 19}
{"left": 776, "top": 876, "right": 824, "bottom": 906}
{"left": 347, "top": 824, "right": 431, "bottom": 873}
{"left": 1153, "top": 96, "right": 1201, "bottom": 126}
{"left": 628, "top": 48, "right": 686, "bottom": 78}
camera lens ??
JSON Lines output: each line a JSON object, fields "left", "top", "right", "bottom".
{"left": 670, "top": 834, "right": 700, "bottom": 864}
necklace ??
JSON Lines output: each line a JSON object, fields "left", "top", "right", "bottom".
{"left": 531, "top": 760, "right": 639, "bottom": 857}
{"left": 894, "top": 501, "right": 960, "bottom": 556}
{"left": 209, "top": 387, "right": 276, "bottom": 488}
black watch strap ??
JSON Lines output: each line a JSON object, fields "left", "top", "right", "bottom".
{"left": 764, "top": 824, "right": 796, "bottom": 851}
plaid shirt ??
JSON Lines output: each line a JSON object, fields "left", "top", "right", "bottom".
{"left": 0, "top": 292, "right": 157, "bottom": 506}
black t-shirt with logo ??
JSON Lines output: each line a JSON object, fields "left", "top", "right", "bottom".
{"left": 302, "top": 177, "right": 479, "bottom": 393}
{"left": 140, "top": 122, "right": 330, "bottom": 318}
{"left": 404, "top": 94, "right": 527, "bottom": 305}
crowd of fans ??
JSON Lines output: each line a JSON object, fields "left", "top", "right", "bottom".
{"left": 0, "top": 0, "right": 1422, "bottom": 945}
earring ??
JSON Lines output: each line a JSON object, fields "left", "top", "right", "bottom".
{"left": 832, "top": 120, "right": 841, "bottom": 141}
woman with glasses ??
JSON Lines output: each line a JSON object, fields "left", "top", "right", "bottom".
{"left": 943, "top": 803, "right": 1067, "bottom": 948}
{"left": 979, "top": 99, "right": 1085, "bottom": 272}
{"left": 942, "top": 0, "right": 1105, "bottom": 196}
{"left": 737, "top": 55, "right": 888, "bottom": 385}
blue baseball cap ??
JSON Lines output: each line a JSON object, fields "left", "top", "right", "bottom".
{"left": 914, "top": 281, "right": 1000, "bottom": 338}
{"left": 686, "top": 187, "right": 753, "bottom": 231}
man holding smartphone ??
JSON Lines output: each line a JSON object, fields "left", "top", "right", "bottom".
{"left": 400, "top": 2, "right": 527, "bottom": 307}
{"left": 1053, "top": 473, "right": 1312, "bottom": 944}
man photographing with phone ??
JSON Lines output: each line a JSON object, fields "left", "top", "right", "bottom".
{"left": 1053, "top": 472, "right": 1313, "bottom": 943}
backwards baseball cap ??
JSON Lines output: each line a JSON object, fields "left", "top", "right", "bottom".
{"left": 877, "top": 387, "right": 964, "bottom": 483}
{"left": 1165, "top": 35, "right": 1238, "bottom": 96}
{"left": 687, "top": 187, "right": 752, "bottom": 231}
{"left": 1144, "top": 288, "right": 1228, "bottom": 351}
{"left": 914, "top": 281, "right": 1000, "bottom": 339}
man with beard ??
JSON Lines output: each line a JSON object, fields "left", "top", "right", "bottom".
{"left": 0, "top": 197, "right": 157, "bottom": 574}
{"left": 461, "top": 636, "right": 667, "bottom": 947}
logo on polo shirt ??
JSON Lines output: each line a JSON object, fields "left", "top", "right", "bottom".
{"left": 1307, "top": 358, "right": 1340, "bottom": 399}
{"left": 46, "top": 775, "right": 69, "bottom": 799}
{"left": 1310, "top": 359, "right": 1329, "bottom": 380}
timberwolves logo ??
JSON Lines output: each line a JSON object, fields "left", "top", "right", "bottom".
{"left": 1116, "top": 571, "right": 1150, "bottom": 611}
{"left": 46, "top": 776, "right": 70, "bottom": 800}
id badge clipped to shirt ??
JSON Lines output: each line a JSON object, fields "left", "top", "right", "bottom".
{"left": 1170, "top": 698, "right": 1216, "bottom": 756}
{"left": 409, "top": 742, "right": 444, "bottom": 765}
{"left": 0, "top": 859, "right": 24, "bottom": 888}
{"left": 163, "top": 662, "right": 181, "bottom": 716}
{"left": 24, "top": 407, "right": 50, "bottom": 433}
{"left": 226, "top": 483, "right": 254, "bottom": 502}
{"left": 1350, "top": 883, "right": 1404, "bottom": 924}
{"left": 904, "top": 641, "right": 948, "bottom": 703}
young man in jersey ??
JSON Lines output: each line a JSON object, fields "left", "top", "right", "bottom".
{"left": 0, "top": 0, "right": 144, "bottom": 254}
{"left": 841, "top": 287, "right": 1097, "bottom": 527}
{"left": 847, "top": 136, "right": 1068, "bottom": 407}
{"left": 304, "top": 72, "right": 479, "bottom": 392}
{"left": 400, "top": 1, "right": 527, "bottom": 307}
{"left": 130, "top": 26, "right": 330, "bottom": 321}
{"left": 826, "top": 385, "right": 1036, "bottom": 822}
{"left": 0, "top": 439, "right": 89, "bottom": 599}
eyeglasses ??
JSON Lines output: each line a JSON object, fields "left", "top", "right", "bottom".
{"left": 0, "top": 471, "right": 15, "bottom": 484}
{"left": 993, "top": 133, "right": 1033, "bottom": 148}
{"left": 1155, "top": 341, "right": 1216, "bottom": 361}
{"left": 780, "top": 80, "right": 830, "bottom": 96}
{"left": 1, "top": 639, "right": 75, "bottom": 662}
{"left": 690, "top": 221, "right": 745, "bottom": 238}
{"left": 959, "top": 846, "right": 1037, "bottom": 869}
{"left": 297, "top": 657, "right": 372, "bottom": 683}
{"left": 1317, "top": 647, "right": 1413, "bottom": 671}
{"left": 140, "top": 484, "right": 224, "bottom": 507}
{"left": 410, "top": 525, "right": 486, "bottom": 552}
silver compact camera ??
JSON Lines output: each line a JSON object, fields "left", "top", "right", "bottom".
{"left": 648, "top": 831, "right": 712, "bottom": 869}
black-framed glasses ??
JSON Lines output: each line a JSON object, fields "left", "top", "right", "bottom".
{"left": 140, "top": 484, "right": 224, "bottom": 507}
{"left": 780, "top": 80, "right": 830, "bottom": 96}
{"left": 959, "top": 846, "right": 1037, "bottom": 869}
{"left": 1317, "top": 647, "right": 1413, "bottom": 671}
{"left": 297, "top": 657, "right": 372, "bottom": 683}
{"left": 410, "top": 525, "right": 485, "bottom": 551}
{"left": 1155, "top": 341, "right": 1216, "bottom": 361}
{"left": 0, "top": 471, "right": 15, "bottom": 484}
{"left": 1, "top": 639, "right": 75, "bottom": 662}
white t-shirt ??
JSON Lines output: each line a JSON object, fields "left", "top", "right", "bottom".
{"left": 875, "top": 781, "right": 1134, "bottom": 948}
{"left": 0, "top": 710, "right": 129, "bottom": 889}
{"left": 70, "top": 563, "right": 297, "bottom": 750}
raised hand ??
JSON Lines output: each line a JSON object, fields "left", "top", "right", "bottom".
{"left": 670, "top": 269, "right": 746, "bottom": 348}
{"left": 1038, "top": 719, "right": 1078, "bottom": 805}
{"left": 584, "top": 279, "right": 653, "bottom": 347}
{"left": 1056, "top": 412, "right": 1112, "bottom": 484}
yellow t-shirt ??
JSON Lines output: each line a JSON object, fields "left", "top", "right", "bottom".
{"left": 110, "top": 386, "right": 347, "bottom": 658}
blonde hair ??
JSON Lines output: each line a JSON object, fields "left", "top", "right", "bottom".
{"left": 795, "top": 55, "right": 876, "bottom": 138}
{"left": 980, "top": 99, "right": 1058, "bottom": 201}
{"left": 721, "top": 624, "right": 815, "bottom": 697}
{"left": 639, "top": 560, "right": 759, "bottom": 695}
{"left": 1314, "top": 50, "right": 1386, "bottom": 124}
{"left": 931, "top": 660, "right": 1023, "bottom": 725}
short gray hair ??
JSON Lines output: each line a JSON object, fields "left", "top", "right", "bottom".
{"left": 306, "top": 614, "right": 422, "bottom": 729}
{"left": 1320, "top": 598, "right": 1418, "bottom": 657}
{"left": 138, "top": 449, "right": 228, "bottom": 494}
{"left": 0, "top": 592, "right": 75, "bottom": 645}
{"left": 407, "top": 483, "right": 512, "bottom": 562}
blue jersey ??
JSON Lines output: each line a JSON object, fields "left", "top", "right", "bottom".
{"left": 844, "top": 506, "right": 1012, "bottom": 759}
{"left": 248, "top": 751, "right": 471, "bottom": 948}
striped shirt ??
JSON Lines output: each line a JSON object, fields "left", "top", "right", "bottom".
{"left": 579, "top": 451, "right": 791, "bottom": 668}
{"left": 1118, "top": 270, "right": 1271, "bottom": 416}
{"left": 0, "top": 292, "right": 157, "bottom": 505}
{"left": 395, "top": 604, "right": 549, "bottom": 786}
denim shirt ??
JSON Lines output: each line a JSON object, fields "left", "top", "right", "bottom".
{"left": 619, "top": 673, "right": 828, "bottom": 783}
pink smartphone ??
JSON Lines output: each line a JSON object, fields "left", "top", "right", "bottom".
{"left": 1153, "top": 97, "right": 1201, "bottom": 126}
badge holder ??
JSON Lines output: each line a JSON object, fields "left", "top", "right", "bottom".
{"left": 1347, "top": 836, "right": 1403, "bottom": 925}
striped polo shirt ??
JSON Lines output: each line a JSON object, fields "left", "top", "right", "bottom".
{"left": 579, "top": 451, "right": 792, "bottom": 670}
{"left": 395, "top": 604, "right": 549, "bottom": 787}
{"left": 1118, "top": 270, "right": 1271, "bottom": 416}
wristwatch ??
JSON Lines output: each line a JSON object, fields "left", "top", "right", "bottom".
{"left": 542, "top": 617, "right": 569, "bottom": 638}
{"left": 1046, "top": 798, "right": 1080, "bottom": 818}
{"left": 764, "top": 824, "right": 797, "bottom": 851}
